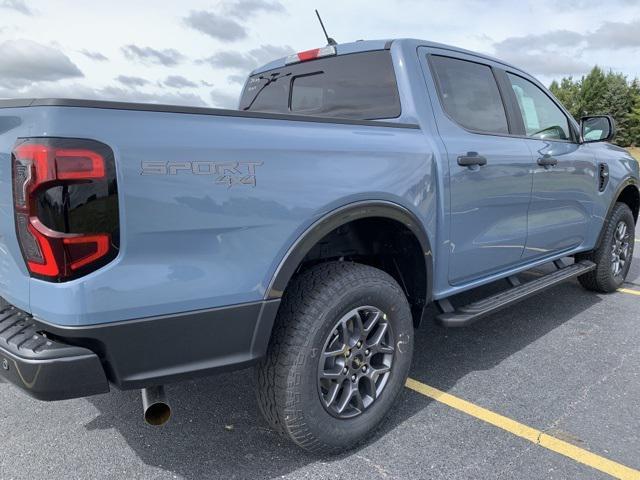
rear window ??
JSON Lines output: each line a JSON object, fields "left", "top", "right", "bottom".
{"left": 239, "top": 50, "right": 401, "bottom": 120}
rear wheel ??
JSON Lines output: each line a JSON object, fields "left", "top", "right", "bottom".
{"left": 577, "top": 202, "right": 635, "bottom": 292}
{"left": 256, "top": 261, "right": 414, "bottom": 454}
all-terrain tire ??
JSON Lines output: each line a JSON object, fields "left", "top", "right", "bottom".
{"left": 255, "top": 261, "right": 414, "bottom": 454}
{"left": 576, "top": 202, "right": 635, "bottom": 293}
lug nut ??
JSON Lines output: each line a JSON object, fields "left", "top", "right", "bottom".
{"left": 361, "top": 366, "right": 367, "bottom": 373}
{"left": 356, "top": 340, "right": 362, "bottom": 348}
{"left": 351, "top": 375, "right": 357, "bottom": 382}
{"left": 365, "top": 349, "right": 370, "bottom": 356}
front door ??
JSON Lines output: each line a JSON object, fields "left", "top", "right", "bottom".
{"left": 503, "top": 72, "right": 597, "bottom": 259}
{"left": 423, "top": 52, "right": 534, "bottom": 284}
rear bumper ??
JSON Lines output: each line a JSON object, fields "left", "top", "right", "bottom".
{"left": 0, "top": 300, "right": 109, "bottom": 400}
{"left": 0, "top": 296, "right": 280, "bottom": 398}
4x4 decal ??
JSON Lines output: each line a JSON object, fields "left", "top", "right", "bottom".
{"left": 141, "top": 161, "right": 263, "bottom": 188}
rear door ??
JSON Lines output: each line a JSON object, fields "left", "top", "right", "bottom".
{"left": 420, "top": 50, "right": 534, "bottom": 285}
{"left": 500, "top": 71, "right": 596, "bottom": 258}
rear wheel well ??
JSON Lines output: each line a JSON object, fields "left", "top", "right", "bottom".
{"left": 617, "top": 184, "right": 639, "bottom": 223}
{"left": 294, "top": 217, "right": 428, "bottom": 326}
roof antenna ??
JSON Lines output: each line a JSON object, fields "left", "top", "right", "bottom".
{"left": 315, "top": 9, "right": 337, "bottom": 46}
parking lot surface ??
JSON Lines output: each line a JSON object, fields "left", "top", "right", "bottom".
{"left": 1, "top": 224, "right": 638, "bottom": 480}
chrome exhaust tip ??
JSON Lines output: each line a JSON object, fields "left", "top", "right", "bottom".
{"left": 141, "top": 386, "right": 171, "bottom": 426}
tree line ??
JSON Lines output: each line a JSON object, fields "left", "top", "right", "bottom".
{"left": 550, "top": 66, "right": 640, "bottom": 147}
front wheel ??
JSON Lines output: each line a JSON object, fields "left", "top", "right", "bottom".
{"left": 256, "top": 261, "right": 414, "bottom": 454}
{"left": 577, "top": 202, "right": 635, "bottom": 292}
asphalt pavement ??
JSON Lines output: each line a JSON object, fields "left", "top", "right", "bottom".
{"left": 1, "top": 224, "right": 638, "bottom": 480}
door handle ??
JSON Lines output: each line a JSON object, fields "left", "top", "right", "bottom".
{"left": 457, "top": 152, "right": 487, "bottom": 167}
{"left": 537, "top": 155, "right": 558, "bottom": 167}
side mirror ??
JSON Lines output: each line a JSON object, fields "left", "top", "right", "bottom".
{"left": 580, "top": 115, "right": 615, "bottom": 143}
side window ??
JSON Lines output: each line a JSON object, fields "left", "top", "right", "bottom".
{"left": 430, "top": 55, "right": 509, "bottom": 135}
{"left": 506, "top": 73, "right": 571, "bottom": 141}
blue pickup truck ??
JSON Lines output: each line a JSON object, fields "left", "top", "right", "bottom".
{"left": 0, "top": 39, "right": 638, "bottom": 453}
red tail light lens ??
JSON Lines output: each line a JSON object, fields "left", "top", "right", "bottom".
{"left": 12, "top": 138, "right": 119, "bottom": 282}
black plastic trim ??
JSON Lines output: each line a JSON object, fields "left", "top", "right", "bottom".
{"left": 265, "top": 200, "right": 433, "bottom": 304}
{"left": 436, "top": 260, "right": 596, "bottom": 327}
{"left": 595, "top": 177, "right": 639, "bottom": 248}
{"left": 0, "top": 299, "right": 109, "bottom": 400}
{"left": 29, "top": 299, "right": 281, "bottom": 390}
{"left": 0, "top": 98, "right": 420, "bottom": 130}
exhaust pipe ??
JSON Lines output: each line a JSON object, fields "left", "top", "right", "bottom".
{"left": 141, "top": 386, "right": 171, "bottom": 426}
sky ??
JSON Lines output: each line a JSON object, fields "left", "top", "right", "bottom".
{"left": 0, "top": 0, "right": 639, "bottom": 108}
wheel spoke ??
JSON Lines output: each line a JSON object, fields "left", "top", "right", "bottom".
{"left": 362, "top": 375, "right": 377, "bottom": 401}
{"left": 320, "top": 369, "right": 343, "bottom": 380}
{"left": 352, "top": 310, "right": 365, "bottom": 335}
{"left": 323, "top": 345, "right": 345, "bottom": 358}
{"left": 352, "top": 388, "right": 365, "bottom": 412}
{"left": 367, "top": 321, "right": 389, "bottom": 348}
{"left": 375, "top": 344, "right": 395, "bottom": 355}
{"left": 362, "top": 310, "right": 381, "bottom": 334}
{"left": 323, "top": 382, "right": 342, "bottom": 408}
{"left": 336, "top": 383, "right": 356, "bottom": 414}
{"left": 369, "top": 365, "right": 391, "bottom": 379}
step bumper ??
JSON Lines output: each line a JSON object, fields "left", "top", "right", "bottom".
{"left": 0, "top": 301, "right": 109, "bottom": 401}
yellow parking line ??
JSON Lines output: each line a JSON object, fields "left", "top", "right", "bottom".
{"left": 618, "top": 288, "right": 640, "bottom": 296}
{"left": 405, "top": 378, "right": 640, "bottom": 479}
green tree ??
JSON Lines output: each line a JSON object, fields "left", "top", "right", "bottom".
{"left": 550, "top": 77, "right": 580, "bottom": 118}
{"left": 550, "top": 66, "right": 639, "bottom": 147}
{"left": 626, "top": 80, "right": 640, "bottom": 146}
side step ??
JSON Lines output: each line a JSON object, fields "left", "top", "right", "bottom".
{"left": 436, "top": 260, "right": 596, "bottom": 328}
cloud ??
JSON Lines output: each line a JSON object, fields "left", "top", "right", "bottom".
{"left": 80, "top": 50, "right": 109, "bottom": 62}
{"left": 587, "top": 19, "right": 640, "bottom": 48}
{"left": 200, "top": 51, "right": 257, "bottom": 71}
{"left": 122, "top": 45, "right": 186, "bottom": 66}
{"left": 116, "top": 75, "right": 149, "bottom": 88}
{"left": 500, "top": 52, "right": 591, "bottom": 77}
{"left": 494, "top": 30, "right": 584, "bottom": 53}
{"left": 0, "top": 0, "right": 32, "bottom": 15}
{"left": 184, "top": 10, "right": 247, "bottom": 41}
{"left": 248, "top": 44, "right": 294, "bottom": 65}
{"left": 210, "top": 90, "right": 239, "bottom": 109}
{"left": 199, "top": 44, "right": 294, "bottom": 72}
{"left": 0, "top": 39, "right": 83, "bottom": 88}
{"left": 222, "top": 0, "right": 285, "bottom": 19}
{"left": 0, "top": 81, "right": 207, "bottom": 107}
{"left": 164, "top": 75, "right": 198, "bottom": 88}
{"left": 493, "top": 19, "right": 640, "bottom": 76}
{"left": 228, "top": 74, "right": 247, "bottom": 85}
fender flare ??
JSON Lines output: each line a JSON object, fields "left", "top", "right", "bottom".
{"left": 264, "top": 200, "right": 434, "bottom": 303}
{"left": 595, "top": 176, "right": 639, "bottom": 248}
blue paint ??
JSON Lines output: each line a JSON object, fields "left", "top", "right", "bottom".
{"left": 0, "top": 39, "right": 637, "bottom": 326}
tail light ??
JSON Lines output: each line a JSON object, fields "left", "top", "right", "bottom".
{"left": 12, "top": 138, "right": 119, "bottom": 282}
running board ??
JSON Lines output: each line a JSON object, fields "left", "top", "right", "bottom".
{"left": 436, "top": 260, "right": 596, "bottom": 328}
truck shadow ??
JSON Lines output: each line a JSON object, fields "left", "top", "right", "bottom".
{"left": 84, "top": 276, "right": 601, "bottom": 480}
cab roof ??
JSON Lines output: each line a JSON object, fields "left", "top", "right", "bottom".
{"left": 250, "top": 38, "right": 525, "bottom": 77}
